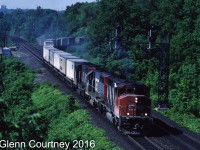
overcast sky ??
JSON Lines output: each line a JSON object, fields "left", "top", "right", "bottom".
{"left": 0, "top": 0, "right": 96, "bottom": 10}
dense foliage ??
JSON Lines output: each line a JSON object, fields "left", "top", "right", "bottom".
{"left": 0, "top": 57, "right": 119, "bottom": 149}
{"left": 0, "top": 7, "right": 66, "bottom": 42}
{"left": 0, "top": 57, "right": 44, "bottom": 141}
{"left": 161, "top": 109, "right": 200, "bottom": 134}
{"left": 63, "top": 0, "right": 199, "bottom": 132}
{"left": 32, "top": 83, "right": 119, "bottom": 149}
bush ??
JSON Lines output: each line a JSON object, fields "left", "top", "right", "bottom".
{"left": 161, "top": 109, "right": 200, "bottom": 134}
{"left": 32, "top": 83, "right": 120, "bottom": 149}
{"left": 48, "top": 110, "right": 120, "bottom": 150}
{"left": 32, "top": 83, "right": 79, "bottom": 122}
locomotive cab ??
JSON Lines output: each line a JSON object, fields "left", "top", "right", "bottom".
{"left": 113, "top": 82, "right": 152, "bottom": 134}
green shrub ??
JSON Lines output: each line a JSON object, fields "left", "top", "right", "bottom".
{"left": 48, "top": 110, "right": 120, "bottom": 150}
{"left": 32, "top": 83, "right": 79, "bottom": 121}
{"left": 32, "top": 84, "right": 120, "bottom": 149}
{"left": 161, "top": 109, "right": 200, "bottom": 134}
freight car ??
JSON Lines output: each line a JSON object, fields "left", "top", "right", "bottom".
{"left": 52, "top": 37, "right": 84, "bottom": 50}
{"left": 43, "top": 40, "right": 153, "bottom": 135}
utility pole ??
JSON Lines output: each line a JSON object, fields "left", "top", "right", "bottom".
{"left": 0, "top": 31, "right": 7, "bottom": 47}
{"left": 115, "top": 23, "right": 121, "bottom": 50}
{"left": 157, "top": 35, "right": 170, "bottom": 107}
{"left": 0, "top": 51, "right": 3, "bottom": 93}
{"left": 0, "top": 31, "right": 6, "bottom": 93}
{"left": 109, "top": 23, "right": 122, "bottom": 51}
{"left": 147, "top": 25, "right": 170, "bottom": 107}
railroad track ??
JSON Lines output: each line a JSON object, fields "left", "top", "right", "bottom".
{"left": 128, "top": 119, "right": 200, "bottom": 150}
{"left": 147, "top": 119, "right": 200, "bottom": 150}
{"left": 10, "top": 36, "right": 200, "bottom": 150}
{"left": 128, "top": 135, "right": 164, "bottom": 150}
{"left": 10, "top": 36, "right": 43, "bottom": 63}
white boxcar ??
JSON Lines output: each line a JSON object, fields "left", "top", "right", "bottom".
{"left": 66, "top": 59, "right": 89, "bottom": 84}
{"left": 53, "top": 52, "right": 72, "bottom": 69}
{"left": 43, "top": 40, "right": 55, "bottom": 61}
{"left": 59, "top": 54, "right": 79, "bottom": 75}
{"left": 49, "top": 50, "right": 65, "bottom": 66}
{"left": 44, "top": 40, "right": 54, "bottom": 47}
{"left": 43, "top": 47, "right": 58, "bottom": 62}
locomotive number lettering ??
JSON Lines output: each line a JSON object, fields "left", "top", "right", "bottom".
{"left": 73, "top": 140, "right": 95, "bottom": 149}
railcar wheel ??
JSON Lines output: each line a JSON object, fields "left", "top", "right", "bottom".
{"left": 98, "top": 104, "right": 104, "bottom": 115}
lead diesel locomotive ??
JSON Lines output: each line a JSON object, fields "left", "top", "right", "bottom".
{"left": 43, "top": 40, "right": 153, "bottom": 135}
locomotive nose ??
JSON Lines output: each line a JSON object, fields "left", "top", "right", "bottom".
{"left": 135, "top": 123, "right": 140, "bottom": 129}
{"left": 134, "top": 123, "right": 143, "bottom": 130}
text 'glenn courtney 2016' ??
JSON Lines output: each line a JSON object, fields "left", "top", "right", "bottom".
{"left": 0, "top": 140, "right": 96, "bottom": 149}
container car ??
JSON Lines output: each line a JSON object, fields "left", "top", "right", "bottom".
{"left": 66, "top": 59, "right": 90, "bottom": 86}
{"left": 43, "top": 47, "right": 58, "bottom": 62}
{"left": 59, "top": 54, "right": 79, "bottom": 75}
{"left": 75, "top": 37, "right": 84, "bottom": 45}
{"left": 53, "top": 52, "right": 71, "bottom": 70}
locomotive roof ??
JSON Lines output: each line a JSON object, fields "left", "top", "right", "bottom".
{"left": 85, "top": 69, "right": 111, "bottom": 78}
{"left": 96, "top": 71, "right": 111, "bottom": 76}
{"left": 117, "top": 80, "right": 147, "bottom": 87}
{"left": 107, "top": 75, "right": 148, "bottom": 88}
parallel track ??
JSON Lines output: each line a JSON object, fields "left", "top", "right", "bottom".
{"left": 128, "top": 135, "right": 164, "bottom": 150}
{"left": 11, "top": 36, "right": 43, "bottom": 63}
{"left": 10, "top": 36, "right": 200, "bottom": 150}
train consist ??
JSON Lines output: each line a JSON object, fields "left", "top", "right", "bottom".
{"left": 50, "top": 37, "right": 84, "bottom": 50}
{"left": 43, "top": 39, "right": 153, "bottom": 135}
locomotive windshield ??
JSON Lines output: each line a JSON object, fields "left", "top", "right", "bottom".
{"left": 118, "top": 88, "right": 125, "bottom": 95}
{"left": 117, "top": 85, "right": 150, "bottom": 97}
{"left": 117, "top": 86, "right": 134, "bottom": 95}
{"left": 127, "top": 88, "right": 134, "bottom": 94}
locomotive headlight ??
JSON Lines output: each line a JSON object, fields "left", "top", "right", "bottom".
{"left": 127, "top": 113, "right": 130, "bottom": 116}
{"left": 135, "top": 97, "right": 138, "bottom": 103}
{"left": 145, "top": 113, "right": 148, "bottom": 116}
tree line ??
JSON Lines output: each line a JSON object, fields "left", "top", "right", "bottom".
{"left": 0, "top": 7, "right": 66, "bottom": 42}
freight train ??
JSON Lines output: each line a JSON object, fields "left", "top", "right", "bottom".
{"left": 43, "top": 39, "right": 153, "bottom": 135}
